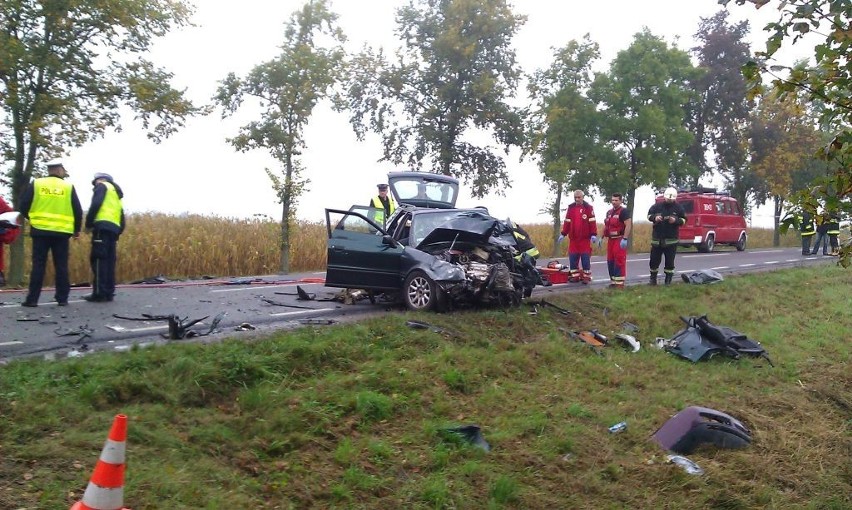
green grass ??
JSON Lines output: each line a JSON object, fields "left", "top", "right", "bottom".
{"left": 1, "top": 266, "right": 850, "bottom": 509}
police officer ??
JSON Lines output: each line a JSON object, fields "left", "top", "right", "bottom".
{"left": 19, "top": 160, "right": 82, "bottom": 306}
{"left": 647, "top": 187, "right": 687, "bottom": 286}
{"left": 84, "top": 172, "right": 125, "bottom": 302}
{"left": 798, "top": 210, "right": 815, "bottom": 255}
{"left": 369, "top": 183, "right": 396, "bottom": 225}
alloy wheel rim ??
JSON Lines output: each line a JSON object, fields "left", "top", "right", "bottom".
{"left": 408, "top": 276, "right": 431, "bottom": 308}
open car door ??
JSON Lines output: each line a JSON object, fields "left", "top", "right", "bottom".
{"left": 325, "top": 207, "right": 404, "bottom": 291}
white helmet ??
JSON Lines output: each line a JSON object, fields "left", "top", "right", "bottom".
{"left": 663, "top": 187, "right": 678, "bottom": 200}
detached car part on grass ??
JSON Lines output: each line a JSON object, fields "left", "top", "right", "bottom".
{"left": 652, "top": 406, "right": 752, "bottom": 455}
{"left": 663, "top": 315, "right": 773, "bottom": 365}
{"left": 325, "top": 205, "right": 539, "bottom": 312}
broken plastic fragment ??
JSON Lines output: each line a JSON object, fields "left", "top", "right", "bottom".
{"left": 666, "top": 455, "right": 704, "bottom": 475}
{"left": 615, "top": 333, "right": 640, "bottom": 352}
{"left": 440, "top": 425, "right": 490, "bottom": 452}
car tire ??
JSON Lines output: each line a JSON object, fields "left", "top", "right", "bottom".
{"left": 403, "top": 270, "right": 445, "bottom": 312}
{"left": 736, "top": 233, "right": 747, "bottom": 251}
{"left": 699, "top": 234, "right": 715, "bottom": 253}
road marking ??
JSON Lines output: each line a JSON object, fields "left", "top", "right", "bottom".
{"left": 0, "top": 341, "right": 24, "bottom": 346}
{"left": 211, "top": 284, "right": 297, "bottom": 293}
{"left": 711, "top": 266, "right": 729, "bottom": 270}
{"left": 681, "top": 253, "right": 728, "bottom": 258}
{"left": 312, "top": 271, "right": 326, "bottom": 275}
{"left": 124, "top": 325, "right": 168, "bottom": 333}
{"left": 740, "top": 263, "right": 756, "bottom": 267}
{"left": 785, "top": 259, "right": 798, "bottom": 262}
{"left": 765, "top": 260, "right": 779, "bottom": 264}
{"left": 748, "top": 250, "right": 783, "bottom": 254}
{"left": 269, "top": 307, "right": 336, "bottom": 317}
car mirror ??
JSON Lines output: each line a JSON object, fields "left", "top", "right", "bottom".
{"left": 382, "top": 235, "right": 400, "bottom": 248}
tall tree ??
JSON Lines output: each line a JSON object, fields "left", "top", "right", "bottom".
{"left": 525, "top": 36, "right": 612, "bottom": 254}
{"left": 341, "top": 0, "right": 525, "bottom": 197}
{"left": 0, "top": 0, "right": 198, "bottom": 285}
{"left": 214, "top": 0, "right": 345, "bottom": 274}
{"left": 749, "top": 87, "right": 823, "bottom": 245}
{"left": 690, "top": 10, "right": 755, "bottom": 208}
{"left": 589, "top": 29, "right": 699, "bottom": 226}
{"left": 721, "top": 0, "right": 852, "bottom": 266}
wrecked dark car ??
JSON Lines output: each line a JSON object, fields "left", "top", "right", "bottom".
{"left": 324, "top": 205, "right": 539, "bottom": 311}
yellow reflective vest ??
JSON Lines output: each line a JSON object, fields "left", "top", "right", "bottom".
{"left": 94, "top": 182, "right": 122, "bottom": 228}
{"left": 370, "top": 195, "right": 396, "bottom": 223}
{"left": 30, "top": 177, "right": 75, "bottom": 234}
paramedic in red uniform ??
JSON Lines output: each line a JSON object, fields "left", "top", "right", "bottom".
{"left": 558, "top": 190, "right": 597, "bottom": 284}
{"left": 604, "top": 193, "right": 632, "bottom": 288}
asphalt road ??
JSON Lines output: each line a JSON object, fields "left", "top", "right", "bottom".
{"left": 0, "top": 247, "right": 833, "bottom": 362}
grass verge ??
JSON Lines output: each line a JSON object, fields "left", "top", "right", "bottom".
{"left": 1, "top": 266, "right": 849, "bottom": 509}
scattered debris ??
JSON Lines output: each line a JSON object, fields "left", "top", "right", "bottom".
{"left": 224, "top": 277, "right": 260, "bottom": 285}
{"left": 526, "top": 299, "right": 570, "bottom": 315}
{"left": 666, "top": 455, "right": 704, "bottom": 475}
{"left": 681, "top": 269, "right": 724, "bottom": 285}
{"left": 130, "top": 274, "right": 168, "bottom": 285}
{"left": 16, "top": 317, "right": 39, "bottom": 322}
{"left": 440, "top": 425, "right": 491, "bottom": 452}
{"left": 664, "top": 315, "right": 773, "bottom": 365}
{"left": 576, "top": 330, "right": 608, "bottom": 346}
{"left": 652, "top": 406, "right": 752, "bottom": 455}
{"left": 113, "top": 312, "right": 226, "bottom": 340}
{"left": 55, "top": 325, "right": 95, "bottom": 344}
{"left": 299, "top": 318, "right": 338, "bottom": 326}
{"left": 608, "top": 421, "right": 628, "bottom": 434}
{"left": 105, "top": 325, "right": 127, "bottom": 332}
{"left": 620, "top": 321, "right": 640, "bottom": 333}
{"left": 274, "top": 285, "right": 317, "bottom": 301}
{"left": 261, "top": 297, "right": 319, "bottom": 310}
{"left": 235, "top": 322, "right": 257, "bottom": 331}
{"left": 614, "top": 333, "right": 640, "bottom": 352}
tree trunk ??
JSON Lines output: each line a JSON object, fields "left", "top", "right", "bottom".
{"left": 626, "top": 185, "right": 638, "bottom": 250}
{"left": 552, "top": 183, "right": 564, "bottom": 257}
{"left": 773, "top": 195, "right": 782, "bottom": 247}
{"left": 279, "top": 156, "right": 293, "bottom": 275}
{"left": 8, "top": 235, "right": 25, "bottom": 286}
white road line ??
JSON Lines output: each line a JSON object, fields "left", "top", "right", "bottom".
{"left": 785, "top": 259, "right": 798, "bottom": 262}
{"left": 312, "top": 271, "right": 326, "bottom": 275}
{"left": 0, "top": 341, "right": 24, "bottom": 346}
{"left": 740, "top": 263, "right": 756, "bottom": 267}
{"left": 681, "top": 253, "right": 728, "bottom": 258}
{"left": 748, "top": 250, "right": 783, "bottom": 254}
{"left": 765, "top": 260, "right": 779, "bottom": 264}
{"left": 125, "top": 325, "right": 168, "bottom": 333}
{"left": 711, "top": 266, "right": 729, "bottom": 270}
{"left": 211, "top": 284, "right": 296, "bottom": 293}
{"left": 270, "top": 307, "right": 336, "bottom": 318}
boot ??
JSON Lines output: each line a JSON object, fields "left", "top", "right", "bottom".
{"left": 664, "top": 272, "right": 673, "bottom": 285}
{"left": 649, "top": 271, "right": 658, "bottom": 286}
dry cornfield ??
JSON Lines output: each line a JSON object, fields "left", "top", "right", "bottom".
{"left": 3, "top": 213, "right": 798, "bottom": 286}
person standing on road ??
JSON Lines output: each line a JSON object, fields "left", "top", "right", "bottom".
{"left": 603, "top": 193, "right": 632, "bottom": 288}
{"left": 826, "top": 213, "right": 840, "bottom": 256}
{"left": 369, "top": 183, "right": 396, "bottom": 225}
{"left": 798, "top": 210, "right": 815, "bottom": 255}
{"left": 19, "top": 160, "right": 82, "bottom": 306}
{"left": 84, "top": 172, "right": 125, "bottom": 302}
{"left": 647, "top": 187, "right": 686, "bottom": 286}
{"left": 810, "top": 212, "right": 829, "bottom": 255}
{"left": 558, "top": 190, "right": 597, "bottom": 284}
{"left": 0, "top": 195, "right": 21, "bottom": 287}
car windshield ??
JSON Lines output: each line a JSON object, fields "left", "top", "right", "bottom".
{"left": 393, "top": 179, "right": 457, "bottom": 206}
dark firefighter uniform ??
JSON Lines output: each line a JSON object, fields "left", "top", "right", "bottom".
{"left": 19, "top": 162, "right": 83, "bottom": 306}
{"left": 509, "top": 220, "right": 539, "bottom": 261}
{"left": 84, "top": 173, "right": 125, "bottom": 301}
{"left": 798, "top": 211, "right": 815, "bottom": 255}
{"left": 647, "top": 189, "right": 687, "bottom": 285}
{"left": 826, "top": 214, "right": 840, "bottom": 256}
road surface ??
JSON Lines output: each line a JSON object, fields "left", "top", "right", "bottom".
{"left": 0, "top": 247, "right": 834, "bottom": 362}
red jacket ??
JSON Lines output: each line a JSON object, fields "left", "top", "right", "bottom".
{"left": 561, "top": 201, "right": 596, "bottom": 254}
{"left": 0, "top": 196, "right": 19, "bottom": 245}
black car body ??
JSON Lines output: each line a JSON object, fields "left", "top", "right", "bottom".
{"left": 325, "top": 204, "right": 538, "bottom": 311}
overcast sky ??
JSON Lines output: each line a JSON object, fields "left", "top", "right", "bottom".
{"left": 23, "top": 0, "right": 801, "bottom": 228}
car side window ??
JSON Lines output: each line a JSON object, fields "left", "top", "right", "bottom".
{"left": 731, "top": 202, "right": 740, "bottom": 215}
{"left": 679, "top": 200, "right": 694, "bottom": 214}
{"left": 331, "top": 211, "right": 382, "bottom": 235}
{"left": 724, "top": 202, "right": 733, "bottom": 214}
{"left": 716, "top": 201, "right": 725, "bottom": 214}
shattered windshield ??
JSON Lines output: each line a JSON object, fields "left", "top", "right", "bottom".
{"left": 411, "top": 210, "right": 494, "bottom": 247}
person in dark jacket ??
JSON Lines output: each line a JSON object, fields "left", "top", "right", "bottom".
{"left": 826, "top": 213, "right": 840, "bottom": 256}
{"left": 19, "top": 160, "right": 83, "bottom": 306}
{"left": 647, "top": 187, "right": 687, "bottom": 285}
{"left": 84, "top": 172, "right": 125, "bottom": 302}
{"left": 798, "top": 211, "right": 815, "bottom": 255}
{"left": 810, "top": 212, "right": 829, "bottom": 255}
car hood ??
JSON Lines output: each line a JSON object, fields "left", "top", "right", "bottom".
{"left": 417, "top": 212, "right": 501, "bottom": 248}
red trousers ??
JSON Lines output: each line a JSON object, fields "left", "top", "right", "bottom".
{"left": 606, "top": 237, "right": 627, "bottom": 286}
{"left": 0, "top": 228, "right": 20, "bottom": 272}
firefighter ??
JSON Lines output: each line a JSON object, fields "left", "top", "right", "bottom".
{"left": 368, "top": 183, "right": 396, "bottom": 225}
{"left": 798, "top": 210, "right": 815, "bottom": 255}
{"left": 19, "top": 160, "right": 82, "bottom": 306}
{"left": 84, "top": 172, "right": 125, "bottom": 302}
{"left": 603, "top": 193, "right": 632, "bottom": 288}
{"left": 508, "top": 219, "right": 540, "bottom": 261}
{"left": 826, "top": 213, "right": 840, "bottom": 256}
{"left": 647, "top": 187, "right": 687, "bottom": 285}
{"left": 557, "top": 190, "right": 597, "bottom": 284}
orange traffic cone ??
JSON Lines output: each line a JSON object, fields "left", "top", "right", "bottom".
{"left": 70, "top": 414, "right": 130, "bottom": 510}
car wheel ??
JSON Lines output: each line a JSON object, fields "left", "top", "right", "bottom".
{"left": 699, "top": 235, "right": 715, "bottom": 253}
{"left": 403, "top": 270, "right": 444, "bottom": 311}
{"left": 736, "top": 233, "right": 747, "bottom": 251}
